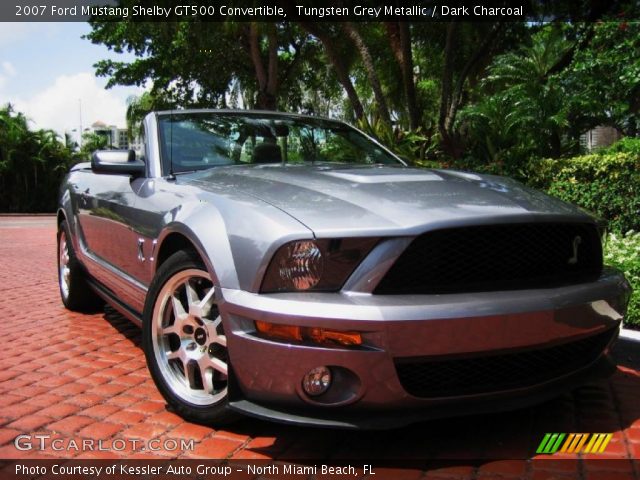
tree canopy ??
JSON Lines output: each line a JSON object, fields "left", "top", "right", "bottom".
{"left": 86, "top": 16, "right": 639, "bottom": 170}
{"left": 0, "top": 105, "right": 80, "bottom": 212}
{"left": 2, "top": 14, "right": 639, "bottom": 212}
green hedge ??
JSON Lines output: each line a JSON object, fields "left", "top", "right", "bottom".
{"left": 605, "top": 232, "right": 640, "bottom": 326}
{"left": 526, "top": 150, "right": 640, "bottom": 234}
{"left": 525, "top": 139, "right": 640, "bottom": 326}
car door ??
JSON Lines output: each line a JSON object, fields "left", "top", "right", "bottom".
{"left": 74, "top": 168, "right": 145, "bottom": 308}
{"left": 75, "top": 171, "right": 136, "bottom": 267}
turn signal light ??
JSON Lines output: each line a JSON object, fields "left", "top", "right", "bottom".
{"left": 255, "top": 320, "right": 362, "bottom": 347}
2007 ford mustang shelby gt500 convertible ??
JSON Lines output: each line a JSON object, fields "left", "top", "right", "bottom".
{"left": 57, "top": 110, "right": 631, "bottom": 428}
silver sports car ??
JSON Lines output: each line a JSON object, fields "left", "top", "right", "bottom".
{"left": 57, "top": 110, "right": 631, "bottom": 428}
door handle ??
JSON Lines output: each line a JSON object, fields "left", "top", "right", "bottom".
{"left": 78, "top": 188, "right": 90, "bottom": 207}
{"left": 137, "top": 238, "right": 146, "bottom": 262}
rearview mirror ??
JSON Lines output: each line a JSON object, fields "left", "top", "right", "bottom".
{"left": 91, "top": 150, "right": 145, "bottom": 176}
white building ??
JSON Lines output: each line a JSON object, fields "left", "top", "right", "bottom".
{"left": 580, "top": 126, "right": 622, "bottom": 152}
{"left": 88, "top": 121, "right": 141, "bottom": 151}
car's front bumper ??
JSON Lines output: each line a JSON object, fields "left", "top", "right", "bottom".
{"left": 219, "top": 267, "right": 631, "bottom": 429}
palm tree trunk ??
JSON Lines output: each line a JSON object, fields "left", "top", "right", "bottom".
{"left": 448, "top": 22, "right": 503, "bottom": 133}
{"left": 439, "top": 22, "right": 459, "bottom": 155}
{"left": 399, "top": 22, "right": 419, "bottom": 130}
{"left": 385, "top": 22, "right": 420, "bottom": 129}
{"left": 299, "top": 22, "right": 365, "bottom": 121}
{"left": 344, "top": 22, "right": 391, "bottom": 127}
{"left": 248, "top": 23, "right": 277, "bottom": 110}
{"left": 266, "top": 23, "right": 278, "bottom": 105}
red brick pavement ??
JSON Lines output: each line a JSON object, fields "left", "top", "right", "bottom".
{"left": 1, "top": 216, "right": 639, "bottom": 479}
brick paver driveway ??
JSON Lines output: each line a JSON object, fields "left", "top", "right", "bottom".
{"left": 1, "top": 216, "right": 639, "bottom": 479}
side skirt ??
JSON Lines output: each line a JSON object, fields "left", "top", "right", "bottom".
{"left": 87, "top": 278, "right": 143, "bottom": 327}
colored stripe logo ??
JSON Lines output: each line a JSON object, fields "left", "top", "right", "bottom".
{"left": 536, "top": 433, "right": 613, "bottom": 454}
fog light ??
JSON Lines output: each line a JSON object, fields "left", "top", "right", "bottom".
{"left": 302, "top": 366, "right": 332, "bottom": 396}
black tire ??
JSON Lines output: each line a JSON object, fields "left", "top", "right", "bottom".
{"left": 57, "top": 220, "right": 104, "bottom": 312}
{"left": 142, "top": 249, "right": 238, "bottom": 425}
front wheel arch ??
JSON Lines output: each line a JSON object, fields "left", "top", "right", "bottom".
{"left": 155, "top": 231, "right": 200, "bottom": 269}
{"left": 153, "top": 225, "right": 223, "bottom": 288}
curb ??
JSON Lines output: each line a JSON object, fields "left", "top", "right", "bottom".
{"left": 0, "top": 213, "right": 56, "bottom": 217}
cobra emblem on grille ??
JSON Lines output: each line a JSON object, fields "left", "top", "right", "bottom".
{"left": 568, "top": 235, "right": 582, "bottom": 264}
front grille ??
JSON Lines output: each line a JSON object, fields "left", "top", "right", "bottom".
{"left": 375, "top": 222, "right": 602, "bottom": 294}
{"left": 395, "top": 328, "right": 615, "bottom": 398}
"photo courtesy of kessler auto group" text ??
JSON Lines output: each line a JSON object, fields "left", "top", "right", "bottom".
{"left": 15, "top": 463, "right": 373, "bottom": 477}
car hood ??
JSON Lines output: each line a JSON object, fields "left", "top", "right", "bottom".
{"left": 185, "top": 164, "right": 592, "bottom": 235}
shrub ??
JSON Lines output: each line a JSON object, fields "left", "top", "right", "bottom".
{"left": 599, "top": 137, "right": 640, "bottom": 156}
{"left": 605, "top": 232, "right": 640, "bottom": 327}
{"left": 526, "top": 147, "right": 640, "bottom": 233}
{"left": 524, "top": 139, "right": 639, "bottom": 327}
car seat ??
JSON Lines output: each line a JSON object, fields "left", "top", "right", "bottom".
{"left": 252, "top": 142, "right": 282, "bottom": 164}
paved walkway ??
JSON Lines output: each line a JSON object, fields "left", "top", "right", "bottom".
{"left": 1, "top": 216, "right": 639, "bottom": 479}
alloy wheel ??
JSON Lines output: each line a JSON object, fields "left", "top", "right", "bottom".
{"left": 151, "top": 269, "right": 228, "bottom": 405}
{"left": 58, "top": 230, "right": 71, "bottom": 300}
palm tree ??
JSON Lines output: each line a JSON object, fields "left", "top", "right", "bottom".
{"left": 0, "top": 104, "right": 74, "bottom": 212}
{"left": 125, "top": 92, "right": 175, "bottom": 141}
{"left": 466, "top": 27, "right": 572, "bottom": 162}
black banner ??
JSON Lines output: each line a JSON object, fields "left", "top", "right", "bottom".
{"left": 1, "top": 0, "right": 638, "bottom": 22}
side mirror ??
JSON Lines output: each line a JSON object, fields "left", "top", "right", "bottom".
{"left": 91, "top": 150, "right": 145, "bottom": 176}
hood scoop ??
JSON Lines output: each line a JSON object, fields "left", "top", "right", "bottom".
{"left": 322, "top": 169, "right": 443, "bottom": 184}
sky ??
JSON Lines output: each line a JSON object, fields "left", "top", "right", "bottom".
{"left": 0, "top": 22, "right": 145, "bottom": 143}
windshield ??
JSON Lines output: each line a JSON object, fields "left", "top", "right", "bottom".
{"left": 157, "top": 112, "right": 402, "bottom": 174}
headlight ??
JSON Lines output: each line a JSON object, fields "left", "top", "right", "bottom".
{"left": 277, "top": 240, "right": 323, "bottom": 290}
{"left": 260, "top": 238, "right": 378, "bottom": 292}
